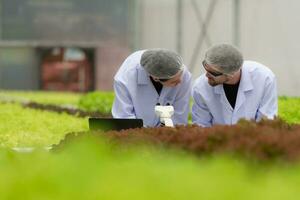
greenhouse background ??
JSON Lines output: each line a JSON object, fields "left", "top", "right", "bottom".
{"left": 2, "top": 1, "right": 300, "bottom": 199}
{"left": 0, "top": 0, "right": 299, "bottom": 95}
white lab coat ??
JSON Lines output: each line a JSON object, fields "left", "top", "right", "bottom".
{"left": 112, "top": 50, "right": 192, "bottom": 127}
{"left": 192, "top": 61, "right": 278, "bottom": 127}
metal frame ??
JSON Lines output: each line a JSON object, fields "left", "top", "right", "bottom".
{"left": 176, "top": 0, "right": 183, "bottom": 55}
{"left": 176, "top": 0, "right": 240, "bottom": 73}
{"left": 233, "top": 0, "right": 240, "bottom": 47}
{"left": 188, "top": 0, "right": 218, "bottom": 72}
{"left": 0, "top": 2, "right": 2, "bottom": 40}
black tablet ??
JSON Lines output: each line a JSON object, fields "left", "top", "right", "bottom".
{"left": 88, "top": 118, "right": 143, "bottom": 131}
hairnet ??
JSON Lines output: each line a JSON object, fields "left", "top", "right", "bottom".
{"left": 205, "top": 44, "right": 243, "bottom": 74}
{"left": 140, "top": 49, "right": 183, "bottom": 79}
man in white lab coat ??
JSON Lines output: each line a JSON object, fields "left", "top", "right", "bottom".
{"left": 112, "top": 49, "right": 192, "bottom": 127}
{"left": 192, "top": 44, "right": 278, "bottom": 127}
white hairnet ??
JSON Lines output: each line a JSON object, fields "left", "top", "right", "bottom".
{"left": 140, "top": 49, "right": 183, "bottom": 79}
{"left": 205, "top": 44, "right": 243, "bottom": 74}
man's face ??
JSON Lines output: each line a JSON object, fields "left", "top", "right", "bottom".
{"left": 152, "top": 70, "right": 183, "bottom": 87}
{"left": 202, "top": 61, "right": 233, "bottom": 86}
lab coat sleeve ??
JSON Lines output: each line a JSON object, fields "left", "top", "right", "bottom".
{"left": 256, "top": 76, "right": 278, "bottom": 120}
{"left": 171, "top": 74, "right": 192, "bottom": 125}
{"left": 191, "top": 88, "right": 213, "bottom": 127}
{"left": 112, "top": 80, "right": 136, "bottom": 119}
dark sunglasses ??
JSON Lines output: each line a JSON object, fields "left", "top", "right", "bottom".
{"left": 202, "top": 61, "right": 224, "bottom": 77}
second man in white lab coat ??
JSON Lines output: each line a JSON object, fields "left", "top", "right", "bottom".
{"left": 112, "top": 49, "right": 192, "bottom": 127}
{"left": 192, "top": 44, "right": 278, "bottom": 127}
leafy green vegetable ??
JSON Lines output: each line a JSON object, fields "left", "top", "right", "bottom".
{"left": 0, "top": 103, "right": 88, "bottom": 147}
{"left": 0, "top": 90, "right": 81, "bottom": 106}
{"left": 78, "top": 91, "right": 114, "bottom": 114}
{"left": 278, "top": 96, "right": 300, "bottom": 124}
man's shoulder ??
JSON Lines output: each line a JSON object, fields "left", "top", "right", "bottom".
{"left": 181, "top": 65, "right": 192, "bottom": 81}
{"left": 121, "top": 50, "right": 145, "bottom": 69}
{"left": 114, "top": 67, "right": 139, "bottom": 83}
{"left": 193, "top": 74, "right": 210, "bottom": 92}
{"left": 243, "top": 60, "right": 275, "bottom": 79}
{"left": 128, "top": 50, "right": 146, "bottom": 59}
{"left": 114, "top": 50, "right": 145, "bottom": 81}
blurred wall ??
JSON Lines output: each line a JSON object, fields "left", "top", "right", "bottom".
{"left": 0, "top": 0, "right": 132, "bottom": 91}
{"left": 95, "top": 45, "right": 130, "bottom": 91}
{"left": 0, "top": 47, "right": 40, "bottom": 89}
{"left": 239, "top": 0, "right": 300, "bottom": 96}
{"left": 0, "top": 0, "right": 298, "bottom": 95}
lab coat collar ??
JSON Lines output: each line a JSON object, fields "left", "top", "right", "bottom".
{"left": 213, "top": 66, "right": 254, "bottom": 94}
{"left": 213, "top": 66, "right": 254, "bottom": 111}
{"left": 234, "top": 67, "right": 253, "bottom": 111}
{"left": 137, "top": 65, "right": 150, "bottom": 85}
{"left": 239, "top": 66, "right": 254, "bottom": 92}
{"left": 214, "top": 85, "right": 223, "bottom": 94}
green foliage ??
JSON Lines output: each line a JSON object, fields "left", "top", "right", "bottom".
{"left": 0, "top": 93, "right": 300, "bottom": 199}
{"left": 2, "top": 90, "right": 300, "bottom": 125}
{"left": 1, "top": 138, "right": 300, "bottom": 199}
{"left": 78, "top": 91, "right": 114, "bottom": 114}
{"left": 278, "top": 96, "right": 300, "bottom": 124}
{"left": 0, "top": 103, "right": 88, "bottom": 148}
{"left": 0, "top": 90, "right": 81, "bottom": 106}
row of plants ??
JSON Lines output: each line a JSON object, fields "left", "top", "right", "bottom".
{"left": 3, "top": 98, "right": 300, "bottom": 162}
{"left": 1, "top": 90, "right": 300, "bottom": 150}
{"left": 2, "top": 132, "right": 300, "bottom": 200}
{"left": 0, "top": 90, "right": 115, "bottom": 116}
{"left": 76, "top": 93, "right": 300, "bottom": 124}
{"left": 0, "top": 102, "right": 88, "bottom": 148}
{"left": 90, "top": 119, "right": 300, "bottom": 162}
{"left": 2, "top": 90, "right": 300, "bottom": 124}
{"left": 23, "top": 102, "right": 112, "bottom": 118}
{"left": 1, "top": 91, "right": 300, "bottom": 199}
{"left": 0, "top": 90, "right": 81, "bottom": 106}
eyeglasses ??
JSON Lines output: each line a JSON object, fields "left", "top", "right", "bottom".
{"left": 154, "top": 70, "right": 183, "bottom": 83}
{"left": 158, "top": 78, "right": 170, "bottom": 82}
{"left": 202, "top": 61, "right": 224, "bottom": 77}
{"left": 151, "top": 77, "right": 170, "bottom": 83}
